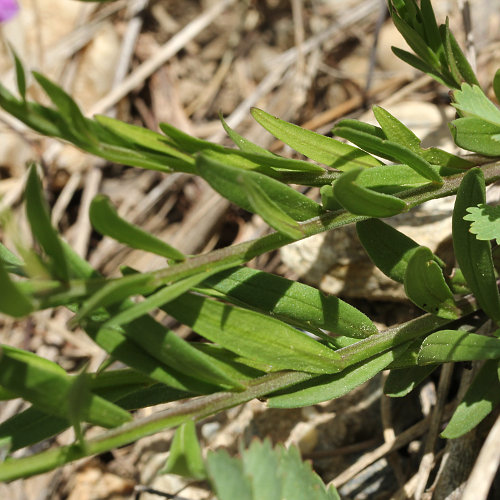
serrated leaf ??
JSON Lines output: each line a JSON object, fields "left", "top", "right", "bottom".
{"left": 251, "top": 108, "right": 381, "bottom": 170}
{"left": 196, "top": 152, "right": 323, "bottom": 221}
{"left": 441, "top": 359, "right": 500, "bottom": 439}
{"left": 269, "top": 343, "right": 409, "bottom": 408}
{"left": 206, "top": 440, "right": 339, "bottom": 500}
{"left": 201, "top": 267, "right": 378, "bottom": 339}
{"left": 453, "top": 168, "right": 500, "bottom": 323}
{"left": 452, "top": 83, "right": 500, "bottom": 126}
{"left": 243, "top": 176, "right": 303, "bottom": 239}
{"left": 206, "top": 449, "right": 253, "bottom": 500}
{"left": 89, "top": 194, "right": 185, "bottom": 261}
{"left": 404, "top": 246, "right": 460, "bottom": 319}
{"left": 418, "top": 330, "right": 500, "bottom": 364}
{"left": 450, "top": 117, "right": 500, "bottom": 156}
{"left": 25, "top": 165, "right": 69, "bottom": 280}
{"left": 333, "top": 168, "right": 407, "bottom": 217}
{"left": 161, "top": 421, "right": 206, "bottom": 479}
{"left": 464, "top": 204, "right": 500, "bottom": 244}
{"left": 384, "top": 365, "right": 437, "bottom": 397}
{"left": 357, "top": 218, "right": 421, "bottom": 283}
{"left": 162, "top": 293, "right": 343, "bottom": 374}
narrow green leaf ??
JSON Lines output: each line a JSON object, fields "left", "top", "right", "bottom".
{"left": 404, "top": 246, "right": 460, "bottom": 319}
{"left": 251, "top": 108, "right": 381, "bottom": 169}
{"left": 452, "top": 168, "right": 500, "bottom": 323}
{"left": 0, "top": 242, "right": 25, "bottom": 276}
{"left": 333, "top": 126, "right": 442, "bottom": 183}
{"left": 452, "top": 83, "right": 500, "bottom": 126}
{"left": 420, "top": 0, "right": 443, "bottom": 54}
{"left": 162, "top": 293, "right": 343, "bottom": 374}
{"left": 391, "top": 47, "right": 453, "bottom": 88}
{"left": 25, "top": 165, "right": 69, "bottom": 280}
{"left": 390, "top": 12, "right": 440, "bottom": 68}
{"left": 441, "top": 21, "right": 462, "bottom": 86}
{"left": 449, "top": 117, "right": 500, "bottom": 156}
{"left": 441, "top": 360, "right": 500, "bottom": 438}
{"left": 219, "top": 113, "right": 273, "bottom": 156}
{"left": 89, "top": 194, "right": 185, "bottom": 261}
{"left": 493, "top": 69, "right": 500, "bottom": 104}
{"left": 418, "top": 330, "right": 500, "bottom": 364}
{"left": 384, "top": 365, "right": 437, "bottom": 397}
{"left": 333, "top": 168, "right": 407, "bottom": 217}
{"left": 447, "top": 27, "right": 479, "bottom": 86}
{"left": 32, "top": 72, "right": 96, "bottom": 145}
{"left": 196, "top": 153, "right": 323, "bottom": 221}
{"left": 243, "top": 176, "right": 303, "bottom": 239}
{"left": 0, "top": 261, "right": 34, "bottom": 317}
{"left": 357, "top": 218, "right": 421, "bottom": 283}
{"left": 95, "top": 115, "right": 193, "bottom": 162}
{"left": 10, "top": 46, "right": 26, "bottom": 101}
{"left": 84, "top": 322, "right": 221, "bottom": 394}
{"left": 201, "top": 267, "right": 378, "bottom": 339}
{"left": 372, "top": 105, "right": 421, "bottom": 151}
{"left": 161, "top": 421, "right": 206, "bottom": 479}
{"left": 269, "top": 343, "right": 409, "bottom": 408}
{"left": 159, "top": 121, "right": 224, "bottom": 154}
{"left": 0, "top": 345, "right": 131, "bottom": 428}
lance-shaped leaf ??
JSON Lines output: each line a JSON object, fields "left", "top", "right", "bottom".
{"left": 404, "top": 246, "right": 460, "bottom": 319}
{"left": 449, "top": 117, "right": 500, "bottom": 156}
{"left": 268, "top": 343, "right": 409, "bottom": 408}
{"left": 162, "top": 293, "right": 343, "bottom": 374}
{"left": 95, "top": 115, "right": 194, "bottom": 163}
{"left": 333, "top": 126, "right": 442, "bottom": 183}
{"left": 441, "top": 359, "right": 500, "bottom": 439}
{"left": 453, "top": 168, "right": 500, "bottom": 323}
{"left": 243, "top": 176, "right": 303, "bottom": 239}
{"left": 0, "top": 345, "right": 131, "bottom": 428}
{"left": 84, "top": 322, "right": 222, "bottom": 394}
{"left": 32, "top": 72, "right": 97, "bottom": 146}
{"left": 418, "top": 330, "right": 500, "bottom": 364}
{"left": 0, "top": 261, "right": 34, "bottom": 317}
{"left": 251, "top": 108, "right": 381, "bottom": 170}
{"left": 89, "top": 194, "right": 185, "bottom": 261}
{"left": 0, "top": 243, "right": 25, "bottom": 276}
{"left": 10, "top": 46, "right": 26, "bottom": 101}
{"left": 159, "top": 121, "right": 224, "bottom": 154}
{"left": 333, "top": 168, "right": 407, "bottom": 217}
{"left": 200, "top": 267, "right": 378, "bottom": 339}
{"left": 384, "top": 365, "right": 437, "bottom": 397}
{"left": 357, "top": 219, "right": 445, "bottom": 284}
{"left": 372, "top": 105, "right": 420, "bottom": 150}
{"left": 494, "top": 69, "right": 500, "bottom": 104}
{"left": 25, "top": 165, "right": 69, "bottom": 280}
{"left": 160, "top": 420, "right": 207, "bottom": 479}
{"left": 219, "top": 113, "right": 273, "bottom": 156}
{"left": 196, "top": 153, "right": 323, "bottom": 221}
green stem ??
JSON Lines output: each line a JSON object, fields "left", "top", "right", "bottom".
{"left": 31, "top": 161, "right": 500, "bottom": 306}
{"left": 0, "top": 295, "right": 479, "bottom": 482}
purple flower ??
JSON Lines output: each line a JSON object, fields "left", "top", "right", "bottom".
{"left": 0, "top": 0, "right": 19, "bottom": 22}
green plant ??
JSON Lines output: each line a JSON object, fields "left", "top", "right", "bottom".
{"left": 0, "top": 0, "right": 499, "bottom": 495}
